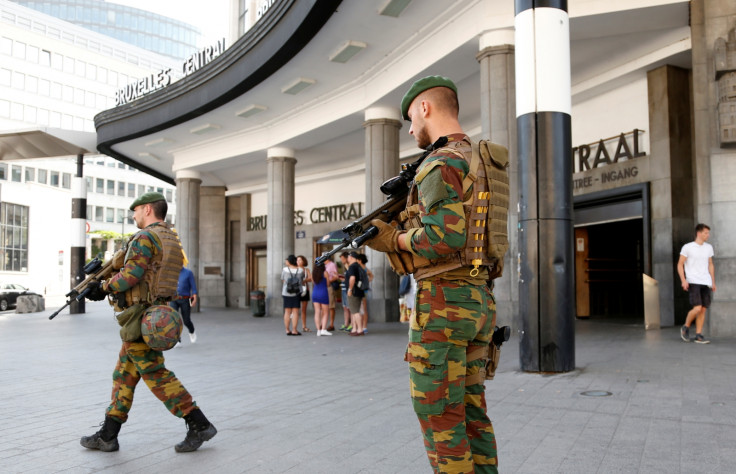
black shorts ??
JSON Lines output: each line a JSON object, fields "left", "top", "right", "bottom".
{"left": 283, "top": 295, "right": 300, "bottom": 309}
{"left": 688, "top": 284, "right": 712, "bottom": 308}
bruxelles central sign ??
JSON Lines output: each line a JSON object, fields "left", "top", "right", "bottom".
{"left": 114, "top": 38, "right": 227, "bottom": 107}
{"left": 248, "top": 202, "right": 364, "bottom": 232}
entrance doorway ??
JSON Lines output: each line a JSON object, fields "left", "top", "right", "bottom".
{"left": 246, "top": 244, "right": 267, "bottom": 306}
{"left": 574, "top": 183, "right": 650, "bottom": 322}
{"left": 575, "top": 219, "right": 644, "bottom": 320}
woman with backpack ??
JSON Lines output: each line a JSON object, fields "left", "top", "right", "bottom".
{"left": 281, "top": 254, "right": 303, "bottom": 335}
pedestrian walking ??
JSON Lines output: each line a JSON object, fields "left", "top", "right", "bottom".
{"left": 678, "top": 223, "right": 716, "bottom": 344}
{"left": 170, "top": 265, "right": 198, "bottom": 346}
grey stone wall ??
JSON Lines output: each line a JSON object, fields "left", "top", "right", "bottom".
{"left": 690, "top": 0, "right": 736, "bottom": 336}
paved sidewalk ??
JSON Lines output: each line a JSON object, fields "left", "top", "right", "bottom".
{"left": 1, "top": 302, "right": 735, "bottom": 473}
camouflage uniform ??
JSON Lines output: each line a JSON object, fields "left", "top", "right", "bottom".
{"left": 101, "top": 223, "right": 197, "bottom": 423}
{"left": 403, "top": 133, "right": 498, "bottom": 474}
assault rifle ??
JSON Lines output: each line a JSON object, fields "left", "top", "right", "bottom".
{"left": 315, "top": 136, "right": 448, "bottom": 266}
{"left": 48, "top": 257, "right": 113, "bottom": 320}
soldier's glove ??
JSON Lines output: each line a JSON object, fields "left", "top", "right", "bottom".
{"left": 85, "top": 280, "right": 107, "bottom": 301}
{"left": 366, "top": 219, "right": 402, "bottom": 253}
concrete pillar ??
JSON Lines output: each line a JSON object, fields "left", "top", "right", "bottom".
{"left": 647, "top": 65, "right": 694, "bottom": 328}
{"left": 200, "top": 186, "right": 227, "bottom": 307}
{"left": 70, "top": 154, "right": 86, "bottom": 314}
{"left": 266, "top": 148, "right": 296, "bottom": 317}
{"left": 175, "top": 170, "right": 201, "bottom": 308}
{"left": 363, "top": 107, "right": 403, "bottom": 322}
{"left": 477, "top": 29, "right": 517, "bottom": 331}
{"left": 690, "top": 0, "right": 736, "bottom": 336}
{"left": 515, "top": 3, "right": 574, "bottom": 372}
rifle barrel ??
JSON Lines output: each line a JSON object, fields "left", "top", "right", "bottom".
{"left": 351, "top": 226, "right": 379, "bottom": 249}
{"left": 48, "top": 301, "right": 71, "bottom": 320}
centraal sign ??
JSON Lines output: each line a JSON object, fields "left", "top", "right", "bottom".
{"left": 114, "top": 38, "right": 227, "bottom": 106}
{"left": 572, "top": 129, "right": 646, "bottom": 173}
{"left": 572, "top": 129, "right": 649, "bottom": 195}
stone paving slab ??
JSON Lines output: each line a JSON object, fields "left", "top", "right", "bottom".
{"left": 1, "top": 302, "right": 735, "bottom": 473}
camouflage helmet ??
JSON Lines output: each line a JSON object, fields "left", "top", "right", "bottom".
{"left": 141, "top": 305, "right": 183, "bottom": 351}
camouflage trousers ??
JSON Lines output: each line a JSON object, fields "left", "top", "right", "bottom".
{"left": 405, "top": 278, "right": 498, "bottom": 474}
{"left": 106, "top": 341, "right": 197, "bottom": 423}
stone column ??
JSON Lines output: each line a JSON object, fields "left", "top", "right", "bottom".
{"left": 200, "top": 186, "right": 227, "bottom": 307}
{"left": 647, "top": 66, "right": 694, "bottom": 328}
{"left": 266, "top": 148, "right": 296, "bottom": 317}
{"left": 175, "top": 170, "right": 201, "bottom": 308}
{"left": 363, "top": 107, "right": 403, "bottom": 322}
{"left": 477, "top": 29, "right": 517, "bottom": 330}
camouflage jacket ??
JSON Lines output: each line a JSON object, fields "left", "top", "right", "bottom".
{"left": 102, "top": 222, "right": 164, "bottom": 294}
{"left": 405, "top": 133, "right": 470, "bottom": 260}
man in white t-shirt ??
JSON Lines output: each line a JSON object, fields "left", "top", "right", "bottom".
{"left": 677, "top": 224, "right": 716, "bottom": 344}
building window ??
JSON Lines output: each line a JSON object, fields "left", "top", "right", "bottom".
{"left": 62, "top": 173, "right": 71, "bottom": 189}
{"left": 87, "top": 205, "right": 92, "bottom": 220}
{"left": 11, "top": 165, "right": 22, "bottom": 182}
{"left": 0, "top": 203, "right": 29, "bottom": 272}
{"left": 25, "top": 167, "right": 35, "bottom": 182}
{"left": 37, "top": 169, "right": 47, "bottom": 184}
{"left": 138, "top": 184, "right": 145, "bottom": 196}
{"left": 50, "top": 171, "right": 60, "bottom": 186}
{"left": 166, "top": 189, "right": 173, "bottom": 202}
{"left": 95, "top": 207, "right": 104, "bottom": 222}
{"left": 106, "top": 208, "right": 114, "bottom": 223}
{"left": 107, "top": 180, "right": 114, "bottom": 195}
{"left": 127, "top": 183, "right": 135, "bottom": 197}
{"left": 118, "top": 181, "right": 125, "bottom": 196}
{"left": 117, "top": 209, "right": 125, "bottom": 223}
{"left": 0, "top": 37, "right": 11, "bottom": 55}
{"left": 95, "top": 178, "right": 103, "bottom": 193}
{"left": 40, "top": 49, "right": 50, "bottom": 66}
{"left": 85, "top": 176, "right": 92, "bottom": 192}
{"left": 0, "top": 68, "right": 10, "bottom": 87}
{"left": 0, "top": 163, "right": 6, "bottom": 180}
{"left": 12, "top": 71, "right": 24, "bottom": 90}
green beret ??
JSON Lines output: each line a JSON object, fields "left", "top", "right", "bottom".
{"left": 130, "top": 192, "right": 166, "bottom": 211}
{"left": 400, "top": 75, "right": 457, "bottom": 120}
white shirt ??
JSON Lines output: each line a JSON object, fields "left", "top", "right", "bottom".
{"left": 680, "top": 241, "right": 714, "bottom": 286}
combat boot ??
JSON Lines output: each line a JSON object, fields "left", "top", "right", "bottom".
{"left": 80, "top": 416, "right": 121, "bottom": 452}
{"left": 175, "top": 409, "right": 217, "bottom": 452}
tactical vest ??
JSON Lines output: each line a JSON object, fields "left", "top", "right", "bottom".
{"left": 399, "top": 137, "right": 509, "bottom": 281}
{"left": 122, "top": 223, "right": 184, "bottom": 308}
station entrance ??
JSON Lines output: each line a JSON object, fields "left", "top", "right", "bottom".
{"left": 574, "top": 184, "right": 650, "bottom": 322}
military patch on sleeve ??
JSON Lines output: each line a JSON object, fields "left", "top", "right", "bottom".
{"left": 418, "top": 168, "right": 450, "bottom": 211}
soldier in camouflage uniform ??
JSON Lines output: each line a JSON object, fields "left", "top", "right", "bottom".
{"left": 80, "top": 192, "right": 216, "bottom": 453}
{"left": 367, "top": 76, "right": 499, "bottom": 473}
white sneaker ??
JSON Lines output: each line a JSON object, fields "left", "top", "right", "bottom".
{"left": 189, "top": 332, "right": 197, "bottom": 343}
{"left": 321, "top": 329, "right": 332, "bottom": 336}
{"left": 175, "top": 341, "right": 182, "bottom": 348}
{"left": 317, "top": 329, "right": 321, "bottom": 337}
